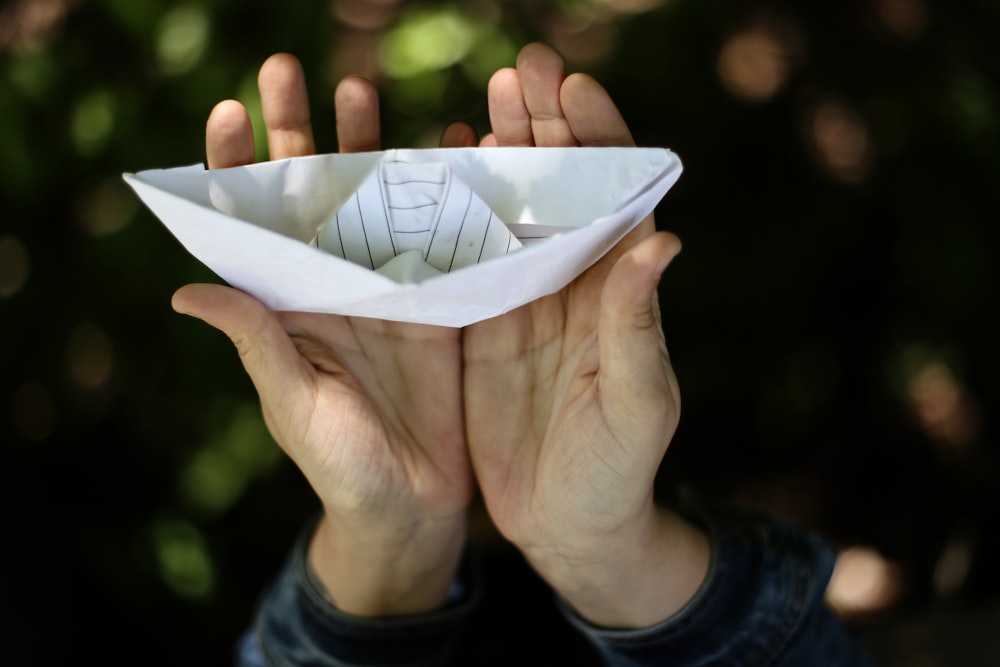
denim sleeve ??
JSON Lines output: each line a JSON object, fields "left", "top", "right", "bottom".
{"left": 560, "top": 503, "right": 876, "bottom": 667}
{"left": 236, "top": 517, "right": 482, "bottom": 667}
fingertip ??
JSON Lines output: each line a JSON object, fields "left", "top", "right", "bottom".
{"left": 258, "top": 52, "right": 304, "bottom": 89}
{"left": 206, "top": 100, "right": 254, "bottom": 169}
{"left": 487, "top": 66, "right": 519, "bottom": 91}
{"left": 170, "top": 283, "right": 265, "bottom": 325}
{"left": 486, "top": 67, "right": 522, "bottom": 112}
{"left": 558, "top": 73, "right": 596, "bottom": 100}
{"left": 334, "top": 75, "right": 378, "bottom": 105}
{"left": 598, "top": 233, "right": 679, "bottom": 405}
{"left": 335, "top": 76, "right": 381, "bottom": 153}
{"left": 259, "top": 52, "right": 315, "bottom": 159}
{"left": 171, "top": 284, "right": 303, "bottom": 398}
{"left": 516, "top": 42, "right": 563, "bottom": 72}
{"left": 559, "top": 73, "right": 634, "bottom": 147}
{"left": 171, "top": 285, "right": 194, "bottom": 315}
{"left": 487, "top": 67, "right": 532, "bottom": 147}
{"left": 170, "top": 283, "right": 229, "bottom": 319}
{"left": 637, "top": 232, "right": 683, "bottom": 282}
{"left": 208, "top": 98, "right": 249, "bottom": 123}
{"left": 605, "top": 232, "right": 681, "bottom": 315}
{"left": 440, "top": 121, "right": 478, "bottom": 148}
{"left": 479, "top": 133, "right": 498, "bottom": 148}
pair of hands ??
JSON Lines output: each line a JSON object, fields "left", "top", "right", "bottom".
{"left": 173, "top": 44, "right": 706, "bottom": 629}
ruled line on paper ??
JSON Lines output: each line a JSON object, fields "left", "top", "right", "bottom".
{"left": 356, "top": 191, "right": 374, "bottom": 270}
{"left": 387, "top": 202, "right": 440, "bottom": 210}
{"left": 378, "top": 170, "right": 396, "bottom": 256}
{"left": 446, "top": 184, "right": 474, "bottom": 273}
{"left": 381, "top": 178, "right": 447, "bottom": 186}
{"left": 317, "top": 160, "right": 524, "bottom": 278}
{"left": 424, "top": 165, "right": 453, "bottom": 266}
{"left": 477, "top": 212, "right": 493, "bottom": 264}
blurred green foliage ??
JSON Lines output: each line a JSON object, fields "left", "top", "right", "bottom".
{"left": 1, "top": 0, "right": 998, "bottom": 664}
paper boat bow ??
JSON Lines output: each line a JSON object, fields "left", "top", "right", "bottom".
{"left": 123, "top": 146, "right": 682, "bottom": 327}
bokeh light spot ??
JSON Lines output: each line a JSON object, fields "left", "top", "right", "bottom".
{"left": 461, "top": 30, "right": 518, "bottom": 88}
{"left": 71, "top": 89, "right": 116, "bottom": 157}
{"left": 6, "top": 50, "right": 58, "bottom": 99}
{"left": 592, "top": 0, "right": 670, "bottom": 13}
{"left": 67, "top": 321, "right": 114, "bottom": 388}
{"left": 0, "top": 0, "right": 73, "bottom": 52}
{"left": 806, "top": 100, "right": 873, "bottom": 182}
{"left": 933, "top": 525, "right": 977, "bottom": 598}
{"left": 717, "top": 18, "right": 802, "bottom": 103}
{"left": 178, "top": 404, "right": 281, "bottom": 517}
{"left": 180, "top": 449, "right": 243, "bottom": 515}
{"left": 826, "top": 546, "right": 904, "bottom": 617}
{"left": 952, "top": 72, "right": 996, "bottom": 138}
{"left": 905, "top": 355, "right": 980, "bottom": 452}
{"left": 76, "top": 177, "right": 138, "bottom": 236}
{"left": 0, "top": 236, "right": 30, "bottom": 298}
{"left": 328, "top": 30, "right": 381, "bottom": 84}
{"left": 875, "top": 0, "right": 928, "bottom": 39}
{"left": 385, "top": 69, "right": 449, "bottom": 115}
{"left": 332, "top": 0, "right": 402, "bottom": 30}
{"left": 156, "top": 5, "right": 211, "bottom": 76}
{"left": 549, "top": 13, "right": 617, "bottom": 68}
{"left": 378, "top": 8, "right": 479, "bottom": 79}
{"left": 151, "top": 517, "right": 215, "bottom": 600}
{"left": 12, "top": 382, "right": 56, "bottom": 442}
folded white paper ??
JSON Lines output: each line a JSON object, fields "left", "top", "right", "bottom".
{"left": 123, "top": 147, "right": 682, "bottom": 327}
{"left": 316, "top": 160, "right": 522, "bottom": 282}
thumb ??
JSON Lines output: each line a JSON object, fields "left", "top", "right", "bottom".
{"left": 172, "top": 283, "right": 308, "bottom": 403}
{"left": 598, "top": 232, "right": 682, "bottom": 421}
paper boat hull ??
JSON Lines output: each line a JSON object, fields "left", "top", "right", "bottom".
{"left": 124, "top": 146, "right": 682, "bottom": 327}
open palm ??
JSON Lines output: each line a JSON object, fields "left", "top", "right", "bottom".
{"left": 462, "top": 44, "right": 682, "bottom": 567}
{"left": 173, "top": 55, "right": 472, "bottom": 614}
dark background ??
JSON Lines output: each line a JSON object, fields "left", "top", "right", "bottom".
{"left": 1, "top": 0, "right": 998, "bottom": 664}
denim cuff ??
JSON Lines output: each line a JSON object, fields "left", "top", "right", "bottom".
{"left": 559, "top": 500, "right": 873, "bottom": 667}
{"left": 248, "top": 516, "right": 482, "bottom": 667}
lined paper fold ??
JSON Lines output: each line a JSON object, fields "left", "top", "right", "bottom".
{"left": 316, "top": 161, "right": 521, "bottom": 283}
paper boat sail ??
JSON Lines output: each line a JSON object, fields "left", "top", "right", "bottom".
{"left": 317, "top": 161, "right": 522, "bottom": 283}
{"left": 123, "top": 146, "right": 682, "bottom": 327}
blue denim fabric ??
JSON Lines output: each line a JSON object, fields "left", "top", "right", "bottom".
{"left": 237, "top": 516, "right": 481, "bottom": 667}
{"left": 560, "top": 503, "right": 876, "bottom": 666}
{"left": 239, "top": 506, "right": 874, "bottom": 666}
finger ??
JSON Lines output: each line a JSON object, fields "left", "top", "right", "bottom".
{"left": 206, "top": 100, "right": 255, "bottom": 169}
{"left": 559, "top": 73, "right": 635, "bottom": 147}
{"left": 487, "top": 67, "right": 533, "bottom": 146}
{"left": 598, "top": 232, "right": 682, "bottom": 416}
{"left": 516, "top": 43, "right": 577, "bottom": 147}
{"left": 440, "top": 121, "right": 478, "bottom": 148}
{"left": 258, "top": 53, "right": 316, "bottom": 160}
{"left": 559, "top": 72, "right": 648, "bottom": 252}
{"left": 479, "top": 133, "right": 498, "bottom": 147}
{"left": 172, "top": 284, "right": 308, "bottom": 403}
{"left": 335, "top": 76, "right": 381, "bottom": 153}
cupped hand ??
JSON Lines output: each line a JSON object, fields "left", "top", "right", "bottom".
{"left": 173, "top": 54, "right": 473, "bottom": 615}
{"left": 460, "top": 44, "right": 706, "bottom": 628}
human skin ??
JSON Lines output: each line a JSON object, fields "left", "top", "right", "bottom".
{"left": 461, "top": 44, "right": 709, "bottom": 628}
{"left": 176, "top": 43, "right": 709, "bottom": 628}
{"left": 176, "top": 55, "right": 473, "bottom": 616}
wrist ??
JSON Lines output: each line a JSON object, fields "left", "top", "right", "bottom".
{"left": 525, "top": 506, "right": 710, "bottom": 629}
{"left": 308, "top": 507, "right": 468, "bottom": 617}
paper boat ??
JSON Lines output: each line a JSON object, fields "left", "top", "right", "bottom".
{"left": 123, "top": 146, "right": 682, "bottom": 327}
